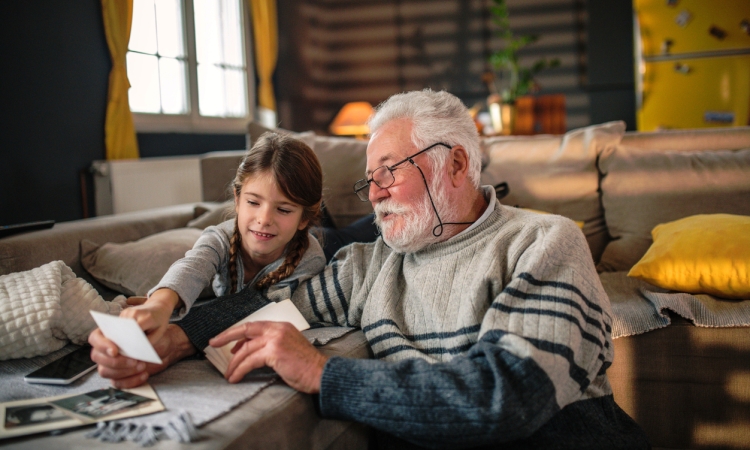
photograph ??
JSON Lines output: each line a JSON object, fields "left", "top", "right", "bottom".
{"left": 4, "top": 404, "right": 69, "bottom": 429}
{"left": 50, "top": 388, "right": 153, "bottom": 420}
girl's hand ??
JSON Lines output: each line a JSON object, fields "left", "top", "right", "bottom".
{"left": 120, "top": 289, "right": 181, "bottom": 345}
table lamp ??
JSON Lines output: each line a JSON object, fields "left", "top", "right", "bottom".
{"left": 329, "top": 102, "right": 374, "bottom": 138}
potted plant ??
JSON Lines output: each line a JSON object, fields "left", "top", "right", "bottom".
{"left": 485, "top": 0, "right": 560, "bottom": 134}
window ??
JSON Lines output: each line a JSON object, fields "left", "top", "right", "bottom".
{"left": 127, "top": 0, "right": 254, "bottom": 133}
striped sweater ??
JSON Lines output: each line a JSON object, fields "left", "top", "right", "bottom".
{"left": 292, "top": 203, "right": 649, "bottom": 449}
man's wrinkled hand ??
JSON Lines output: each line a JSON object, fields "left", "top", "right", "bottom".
{"left": 209, "top": 321, "right": 328, "bottom": 394}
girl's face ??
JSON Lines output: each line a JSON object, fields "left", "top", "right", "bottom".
{"left": 234, "top": 173, "right": 309, "bottom": 267}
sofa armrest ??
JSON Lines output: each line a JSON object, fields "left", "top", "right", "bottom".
{"left": 0, "top": 204, "right": 199, "bottom": 297}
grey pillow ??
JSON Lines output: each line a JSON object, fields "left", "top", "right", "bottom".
{"left": 481, "top": 121, "right": 626, "bottom": 263}
{"left": 188, "top": 201, "right": 234, "bottom": 229}
{"left": 597, "top": 146, "right": 750, "bottom": 272}
{"left": 81, "top": 228, "right": 203, "bottom": 296}
{"left": 312, "top": 135, "right": 372, "bottom": 228}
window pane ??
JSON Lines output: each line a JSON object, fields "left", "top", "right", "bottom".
{"left": 194, "top": 0, "right": 222, "bottom": 65}
{"left": 197, "top": 63, "right": 224, "bottom": 117}
{"left": 224, "top": 67, "right": 247, "bottom": 117}
{"left": 159, "top": 58, "right": 188, "bottom": 114}
{"left": 127, "top": 52, "right": 161, "bottom": 113}
{"left": 221, "top": 0, "right": 244, "bottom": 67}
{"left": 155, "top": 0, "right": 185, "bottom": 58}
{"left": 129, "top": 0, "right": 157, "bottom": 54}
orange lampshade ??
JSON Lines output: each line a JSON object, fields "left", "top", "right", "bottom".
{"left": 329, "top": 102, "right": 374, "bottom": 136}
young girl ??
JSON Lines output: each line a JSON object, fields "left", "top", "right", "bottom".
{"left": 121, "top": 132, "right": 326, "bottom": 344}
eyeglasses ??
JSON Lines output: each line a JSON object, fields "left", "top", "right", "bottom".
{"left": 353, "top": 142, "right": 451, "bottom": 202}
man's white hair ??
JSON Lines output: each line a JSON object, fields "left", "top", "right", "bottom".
{"left": 368, "top": 89, "right": 482, "bottom": 187}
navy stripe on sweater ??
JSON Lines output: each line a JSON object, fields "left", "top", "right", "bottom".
{"left": 371, "top": 329, "right": 594, "bottom": 392}
{"left": 363, "top": 319, "right": 481, "bottom": 339}
{"left": 307, "top": 280, "right": 324, "bottom": 322}
{"left": 491, "top": 300, "right": 605, "bottom": 350}
{"left": 502, "top": 287, "right": 607, "bottom": 346}
{"left": 331, "top": 261, "right": 349, "bottom": 326}
{"left": 367, "top": 324, "right": 483, "bottom": 347}
{"left": 318, "top": 271, "right": 339, "bottom": 324}
{"left": 373, "top": 341, "right": 475, "bottom": 359}
{"left": 481, "top": 330, "right": 591, "bottom": 391}
{"left": 518, "top": 272, "right": 612, "bottom": 331}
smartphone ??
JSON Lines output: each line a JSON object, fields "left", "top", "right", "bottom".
{"left": 24, "top": 345, "right": 97, "bottom": 385}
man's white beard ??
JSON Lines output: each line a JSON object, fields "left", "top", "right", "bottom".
{"left": 374, "top": 175, "right": 454, "bottom": 253}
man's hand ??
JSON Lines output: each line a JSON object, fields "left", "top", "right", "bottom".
{"left": 89, "top": 324, "right": 196, "bottom": 389}
{"left": 209, "top": 321, "right": 328, "bottom": 393}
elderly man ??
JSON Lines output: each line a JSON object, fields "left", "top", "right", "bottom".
{"left": 92, "top": 90, "right": 648, "bottom": 449}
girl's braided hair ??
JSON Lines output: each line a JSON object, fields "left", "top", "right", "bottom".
{"left": 227, "top": 132, "right": 323, "bottom": 293}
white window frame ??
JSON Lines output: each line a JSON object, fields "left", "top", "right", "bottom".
{"left": 130, "top": 0, "right": 256, "bottom": 134}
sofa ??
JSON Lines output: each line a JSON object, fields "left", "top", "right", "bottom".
{"left": 1, "top": 121, "right": 749, "bottom": 449}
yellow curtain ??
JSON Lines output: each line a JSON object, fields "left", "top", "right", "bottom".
{"left": 101, "top": 0, "right": 139, "bottom": 160}
{"left": 249, "top": 0, "right": 278, "bottom": 112}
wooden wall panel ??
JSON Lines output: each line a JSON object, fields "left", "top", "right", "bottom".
{"left": 276, "top": 0, "right": 590, "bottom": 133}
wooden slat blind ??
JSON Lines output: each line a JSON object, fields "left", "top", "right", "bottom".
{"left": 276, "top": 0, "right": 590, "bottom": 133}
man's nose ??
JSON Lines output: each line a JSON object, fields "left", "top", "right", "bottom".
{"left": 368, "top": 182, "right": 389, "bottom": 204}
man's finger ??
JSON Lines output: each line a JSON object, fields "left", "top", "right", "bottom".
{"left": 230, "top": 339, "right": 246, "bottom": 355}
{"left": 225, "top": 338, "right": 266, "bottom": 377}
{"left": 94, "top": 354, "right": 146, "bottom": 378}
{"left": 210, "top": 321, "right": 267, "bottom": 347}
{"left": 226, "top": 350, "right": 267, "bottom": 383}
{"left": 109, "top": 371, "right": 150, "bottom": 390}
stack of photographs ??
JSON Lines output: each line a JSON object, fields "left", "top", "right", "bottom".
{"left": 0, "top": 385, "right": 164, "bottom": 440}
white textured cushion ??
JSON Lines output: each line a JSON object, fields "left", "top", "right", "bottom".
{"left": 0, "top": 261, "right": 126, "bottom": 360}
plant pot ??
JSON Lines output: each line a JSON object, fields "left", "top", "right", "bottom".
{"left": 488, "top": 98, "right": 516, "bottom": 135}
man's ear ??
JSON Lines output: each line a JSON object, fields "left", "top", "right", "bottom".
{"left": 449, "top": 145, "right": 470, "bottom": 188}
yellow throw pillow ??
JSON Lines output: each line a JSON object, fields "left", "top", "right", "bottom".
{"left": 628, "top": 214, "right": 750, "bottom": 299}
{"left": 522, "top": 208, "right": 585, "bottom": 229}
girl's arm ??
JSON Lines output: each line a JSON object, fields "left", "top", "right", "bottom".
{"left": 121, "top": 221, "right": 232, "bottom": 340}
{"left": 149, "top": 222, "right": 234, "bottom": 318}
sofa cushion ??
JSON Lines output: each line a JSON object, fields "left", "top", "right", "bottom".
{"left": 312, "top": 136, "right": 372, "bottom": 228}
{"left": 481, "top": 121, "right": 626, "bottom": 262}
{"left": 597, "top": 146, "right": 750, "bottom": 272}
{"left": 80, "top": 228, "right": 203, "bottom": 297}
{"left": 628, "top": 214, "right": 750, "bottom": 299}
{"left": 188, "top": 201, "right": 233, "bottom": 229}
{"left": 621, "top": 125, "right": 750, "bottom": 152}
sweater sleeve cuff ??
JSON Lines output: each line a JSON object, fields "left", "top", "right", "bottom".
{"left": 175, "top": 284, "right": 271, "bottom": 352}
{"left": 318, "top": 356, "right": 379, "bottom": 420}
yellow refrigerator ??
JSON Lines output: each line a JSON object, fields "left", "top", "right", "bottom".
{"left": 634, "top": 0, "right": 750, "bottom": 131}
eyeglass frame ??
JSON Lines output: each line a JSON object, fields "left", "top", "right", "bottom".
{"left": 352, "top": 142, "right": 452, "bottom": 202}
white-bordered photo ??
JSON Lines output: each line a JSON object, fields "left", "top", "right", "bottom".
{"left": 4, "top": 403, "right": 68, "bottom": 428}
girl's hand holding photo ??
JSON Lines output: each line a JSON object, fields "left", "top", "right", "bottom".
{"left": 119, "top": 289, "right": 182, "bottom": 345}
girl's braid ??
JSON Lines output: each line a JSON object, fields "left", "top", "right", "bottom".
{"left": 255, "top": 228, "right": 310, "bottom": 290}
{"left": 228, "top": 216, "right": 242, "bottom": 294}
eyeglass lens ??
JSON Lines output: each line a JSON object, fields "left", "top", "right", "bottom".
{"left": 355, "top": 166, "right": 396, "bottom": 201}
